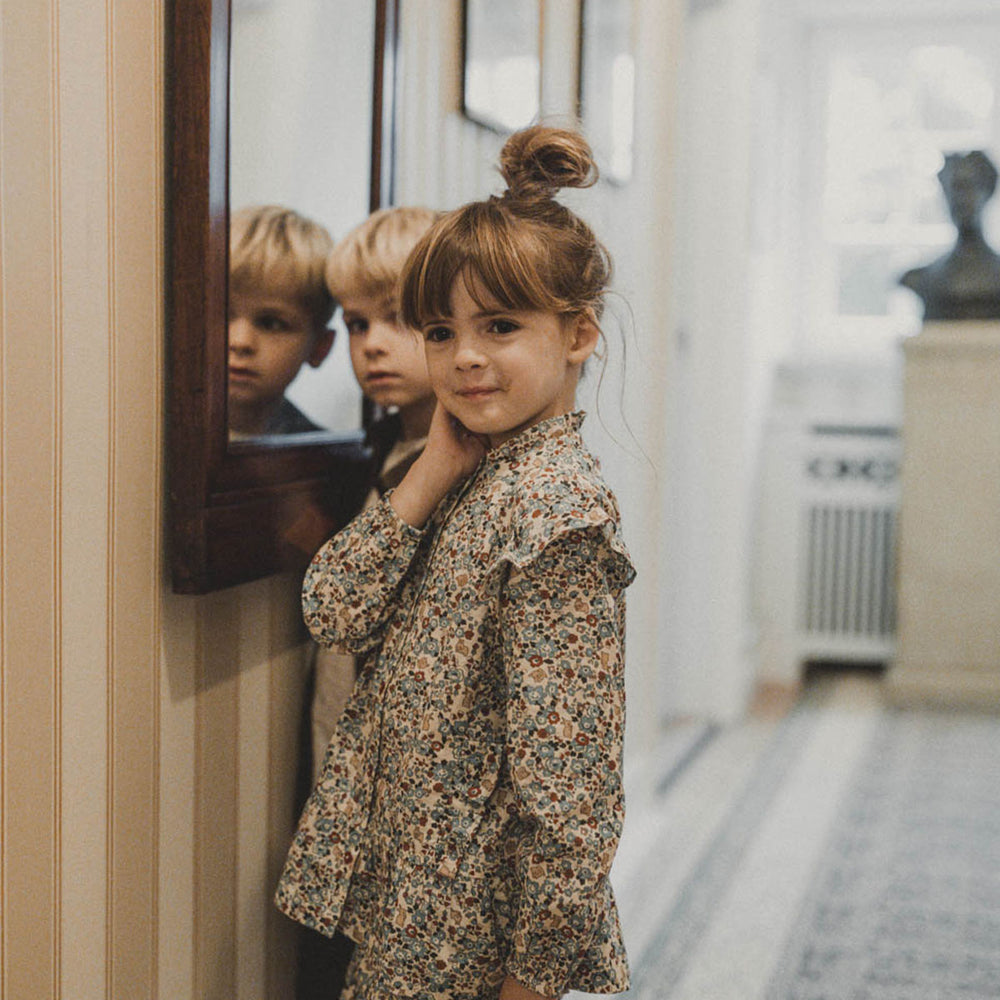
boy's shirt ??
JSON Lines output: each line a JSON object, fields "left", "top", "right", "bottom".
{"left": 373, "top": 437, "right": 425, "bottom": 495}
{"left": 263, "top": 397, "right": 323, "bottom": 436}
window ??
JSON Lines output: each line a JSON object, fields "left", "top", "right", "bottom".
{"left": 800, "top": 19, "right": 1000, "bottom": 357}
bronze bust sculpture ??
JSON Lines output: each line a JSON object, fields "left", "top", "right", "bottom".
{"left": 899, "top": 150, "right": 1000, "bottom": 321}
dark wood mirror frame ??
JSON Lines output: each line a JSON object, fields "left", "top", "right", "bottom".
{"left": 167, "top": 0, "right": 399, "bottom": 594}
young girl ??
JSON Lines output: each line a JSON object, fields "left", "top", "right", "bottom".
{"left": 277, "top": 126, "right": 635, "bottom": 1000}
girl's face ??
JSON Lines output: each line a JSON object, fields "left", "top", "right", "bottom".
{"left": 422, "top": 276, "right": 598, "bottom": 448}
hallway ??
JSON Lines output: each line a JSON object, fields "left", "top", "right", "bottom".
{"left": 577, "top": 672, "right": 1000, "bottom": 999}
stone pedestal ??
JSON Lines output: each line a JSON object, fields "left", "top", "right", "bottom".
{"left": 886, "top": 322, "right": 1000, "bottom": 708}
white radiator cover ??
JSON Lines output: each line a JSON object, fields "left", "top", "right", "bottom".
{"left": 800, "top": 502, "right": 896, "bottom": 639}
{"left": 798, "top": 430, "right": 898, "bottom": 642}
{"left": 754, "top": 364, "right": 903, "bottom": 685}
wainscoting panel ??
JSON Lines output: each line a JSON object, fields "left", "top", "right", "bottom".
{"left": 1, "top": 3, "right": 60, "bottom": 996}
{"left": 0, "top": 3, "right": 302, "bottom": 998}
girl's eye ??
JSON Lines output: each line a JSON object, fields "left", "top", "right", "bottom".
{"left": 424, "top": 326, "right": 452, "bottom": 344}
{"left": 487, "top": 318, "right": 518, "bottom": 335}
{"left": 345, "top": 317, "right": 368, "bottom": 335}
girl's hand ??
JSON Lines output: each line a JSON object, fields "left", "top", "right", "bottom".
{"left": 499, "top": 975, "right": 557, "bottom": 1000}
{"left": 424, "top": 401, "right": 489, "bottom": 481}
{"left": 388, "top": 403, "right": 487, "bottom": 528}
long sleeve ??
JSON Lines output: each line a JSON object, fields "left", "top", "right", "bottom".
{"left": 302, "top": 494, "right": 425, "bottom": 655}
{"left": 499, "top": 527, "right": 628, "bottom": 997}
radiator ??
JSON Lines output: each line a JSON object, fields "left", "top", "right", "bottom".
{"left": 800, "top": 502, "right": 897, "bottom": 639}
{"left": 756, "top": 420, "right": 901, "bottom": 682}
{"left": 796, "top": 425, "right": 900, "bottom": 659}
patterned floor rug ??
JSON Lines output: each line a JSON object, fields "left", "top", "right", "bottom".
{"left": 767, "top": 708, "right": 1000, "bottom": 1000}
{"left": 619, "top": 698, "right": 827, "bottom": 998}
{"left": 615, "top": 691, "right": 1000, "bottom": 999}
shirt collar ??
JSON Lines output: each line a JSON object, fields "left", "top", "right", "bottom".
{"left": 483, "top": 411, "right": 586, "bottom": 469}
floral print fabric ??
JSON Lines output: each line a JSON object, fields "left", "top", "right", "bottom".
{"left": 276, "top": 412, "right": 635, "bottom": 999}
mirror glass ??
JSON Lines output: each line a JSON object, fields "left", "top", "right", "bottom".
{"left": 580, "top": 0, "right": 635, "bottom": 184}
{"left": 462, "top": 0, "right": 541, "bottom": 132}
{"left": 228, "top": 0, "right": 375, "bottom": 442}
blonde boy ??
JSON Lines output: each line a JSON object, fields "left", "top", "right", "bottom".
{"left": 228, "top": 205, "right": 335, "bottom": 438}
{"left": 325, "top": 205, "right": 441, "bottom": 451}
{"left": 310, "top": 205, "right": 440, "bottom": 778}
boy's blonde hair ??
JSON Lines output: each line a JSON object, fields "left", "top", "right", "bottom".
{"left": 400, "top": 126, "right": 612, "bottom": 329}
{"left": 230, "top": 205, "right": 335, "bottom": 328}
{"left": 325, "top": 206, "right": 440, "bottom": 303}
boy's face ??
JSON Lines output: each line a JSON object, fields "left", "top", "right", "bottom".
{"left": 228, "top": 286, "right": 333, "bottom": 418}
{"left": 342, "top": 292, "right": 434, "bottom": 413}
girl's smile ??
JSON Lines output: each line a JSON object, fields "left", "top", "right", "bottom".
{"left": 423, "top": 276, "right": 598, "bottom": 448}
{"left": 455, "top": 384, "right": 499, "bottom": 399}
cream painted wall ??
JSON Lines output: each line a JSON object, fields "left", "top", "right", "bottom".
{"left": 0, "top": 2, "right": 685, "bottom": 999}
{"left": 666, "top": 0, "right": 765, "bottom": 720}
{"left": 1, "top": 3, "right": 166, "bottom": 996}
{"left": 1, "top": 3, "right": 309, "bottom": 998}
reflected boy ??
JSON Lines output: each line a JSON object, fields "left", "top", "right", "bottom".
{"left": 295, "top": 205, "right": 439, "bottom": 1000}
{"left": 228, "top": 205, "right": 335, "bottom": 438}
{"left": 308, "top": 205, "right": 440, "bottom": 776}
{"left": 326, "top": 206, "right": 440, "bottom": 449}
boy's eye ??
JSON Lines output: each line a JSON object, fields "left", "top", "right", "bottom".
{"left": 255, "top": 312, "right": 293, "bottom": 333}
{"left": 487, "top": 318, "right": 518, "bottom": 335}
{"left": 424, "top": 325, "right": 453, "bottom": 344}
{"left": 345, "top": 317, "right": 369, "bottom": 335}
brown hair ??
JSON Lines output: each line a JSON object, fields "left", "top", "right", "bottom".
{"left": 326, "top": 206, "right": 440, "bottom": 303}
{"left": 229, "top": 205, "right": 335, "bottom": 327}
{"left": 399, "top": 126, "right": 612, "bottom": 328}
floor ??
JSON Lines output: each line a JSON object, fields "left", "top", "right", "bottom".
{"left": 567, "top": 669, "right": 887, "bottom": 999}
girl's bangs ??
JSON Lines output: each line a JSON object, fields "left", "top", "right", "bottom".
{"left": 406, "top": 208, "right": 556, "bottom": 325}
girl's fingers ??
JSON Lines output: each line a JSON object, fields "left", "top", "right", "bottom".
{"left": 447, "top": 413, "right": 488, "bottom": 448}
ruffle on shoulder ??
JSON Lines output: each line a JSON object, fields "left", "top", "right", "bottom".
{"left": 491, "top": 487, "right": 636, "bottom": 592}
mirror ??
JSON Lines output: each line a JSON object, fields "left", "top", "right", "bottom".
{"left": 228, "top": 0, "right": 376, "bottom": 440}
{"left": 168, "top": 0, "right": 399, "bottom": 593}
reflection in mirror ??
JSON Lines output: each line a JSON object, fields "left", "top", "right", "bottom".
{"left": 227, "top": 205, "right": 337, "bottom": 439}
{"left": 462, "top": 0, "right": 541, "bottom": 132}
{"left": 580, "top": 0, "right": 635, "bottom": 185}
{"left": 229, "top": 0, "right": 377, "bottom": 441}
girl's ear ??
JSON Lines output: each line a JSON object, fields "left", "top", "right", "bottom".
{"left": 566, "top": 311, "right": 600, "bottom": 365}
{"left": 307, "top": 326, "right": 335, "bottom": 368}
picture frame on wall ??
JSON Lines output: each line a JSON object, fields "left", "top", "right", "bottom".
{"left": 462, "top": 0, "right": 542, "bottom": 133}
{"left": 579, "top": 0, "right": 636, "bottom": 184}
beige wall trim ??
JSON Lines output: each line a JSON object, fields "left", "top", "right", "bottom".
{"left": 107, "top": 2, "right": 163, "bottom": 995}
{"left": 2, "top": 1, "right": 165, "bottom": 997}
{"left": 1, "top": 1, "right": 60, "bottom": 996}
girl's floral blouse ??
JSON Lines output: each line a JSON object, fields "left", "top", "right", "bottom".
{"left": 277, "top": 412, "right": 636, "bottom": 999}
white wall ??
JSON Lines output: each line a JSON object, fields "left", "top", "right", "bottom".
{"left": 229, "top": 0, "right": 375, "bottom": 432}
{"left": 664, "top": 0, "right": 768, "bottom": 719}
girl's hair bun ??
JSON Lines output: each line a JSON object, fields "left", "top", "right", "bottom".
{"left": 499, "top": 125, "right": 599, "bottom": 203}
{"left": 398, "top": 122, "right": 611, "bottom": 331}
